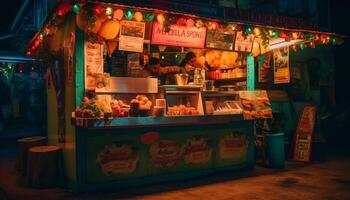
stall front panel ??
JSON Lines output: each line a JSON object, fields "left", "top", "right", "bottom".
{"left": 75, "top": 117, "right": 254, "bottom": 191}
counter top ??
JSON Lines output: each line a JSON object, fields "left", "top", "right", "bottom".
{"left": 79, "top": 115, "right": 246, "bottom": 129}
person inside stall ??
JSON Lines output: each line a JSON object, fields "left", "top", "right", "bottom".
{"left": 142, "top": 57, "right": 181, "bottom": 85}
{"left": 179, "top": 51, "right": 203, "bottom": 83}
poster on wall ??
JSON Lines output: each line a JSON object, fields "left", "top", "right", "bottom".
{"left": 151, "top": 22, "right": 207, "bottom": 48}
{"left": 239, "top": 90, "right": 273, "bottom": 120}
{"left": 84, "top": 41, "right": 103, "bottom": 74}
{"left": 205, "top": 30, "right": 235, "bottom": 51}
{"left": 119, "top": 20, "right": 145, "bottom": 53}
{"left": 273, "top": 46, "right": 290, "bottom": 84}
{"left": 234, "top": 31, "right": 255, "bottom": 52}
{"left": 292, "top": 105, "right": 316, "bottom": 162}
{"left": 258, "top": 52, "right": 273, "bottom": 83}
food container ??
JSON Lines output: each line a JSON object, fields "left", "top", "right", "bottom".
{"left": 153, "top": 106, "right": 165, "bottom": 117}
{"left": 205, "top": 101, "right": 214, "bottom": 115}
{"left": 156, "top": 99, "right": 166, "bottom": 107}
{"left": 203, "top": 80, "right": 214, "bottom": 91}
{"left": 175, "top": 73, "right": 189, "bottom": 85}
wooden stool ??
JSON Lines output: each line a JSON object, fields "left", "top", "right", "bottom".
{"left": 16, "top": 136, "right": 46, "bottom": 175}
{"left": 26, "top": 145, "right": 62, "bottom": 188}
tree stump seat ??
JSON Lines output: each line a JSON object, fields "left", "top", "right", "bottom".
{"left": 16, "top": 136, "right": 46, "bottom": 175}
{"left": 26, "top": 145, "right": 62, "bottom": 188}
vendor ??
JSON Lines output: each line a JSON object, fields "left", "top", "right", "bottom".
{"left": 143, "top": 57, "right": 181, "bottom": 85}
{"left": 179, "top": 52, "right": 202, "bottom": 82}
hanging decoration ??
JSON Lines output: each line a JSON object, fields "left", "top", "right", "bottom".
{"left": 186, "top": 18, "right": 195, "bottom": 28}
{"left": 105, "top": 7, "right": 113, "bottom": 18}
{"left": 144, "top": 13, "right": 155, "bottom": 22}
{"left": 195, "top": 19, "right": 203, "bottom": 28}
{"left": 26, "top": 1, "right": 344, "bottom": 56}
{"left": 176, "top": 17, "right": 187, "bottom": 26}
{"left": 124, "top": 9, "right": 134, "bottom": 20}
{"left": 156, "top": 14, "right": 165, "bottom": 25}
{"left": 72, "top": 3, "right": 80, "bottom": 14}
{"left": 134, "top": 11, "right": 143, "bottom": 22}
{"left": 98, "top": 20, "right": 120, "bottom": 40}
{"left": 93, "top": 4, "right": 104, "bottom": 15}
{"left": 113, "top": 9, "right": 124, "bottom": 20}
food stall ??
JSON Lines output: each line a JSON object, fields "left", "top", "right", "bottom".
{"left": 26, "top": 0, "right": 343, "bottom": 192}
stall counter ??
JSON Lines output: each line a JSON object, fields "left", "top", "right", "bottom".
{"left": 75, "top": 115, "right": 254, "bottom": 192}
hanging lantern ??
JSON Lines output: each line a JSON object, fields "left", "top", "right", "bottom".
{"left": 245, "top": 26, "right": 253, "bottom": 35}
{"left": 56, "top": 2, "right": 72, "bottom": 16}
{"left": 93, "top": 4, "right": 104, "bottom": 15}
{"left": 98, "top": 20, "right": 120, "bottom": 40}
{"left": 212, "top": 21, "right": 219, "bottom": 30}
{"left": 156, "top": 14, "right": 165, "bottom": 25}
{"left": 186, "top": 18, "right": 195, "bottom": 28}
{"left": 331, "top": 37, "right": 337, "bottom": 45}
{"left": 144, "top": 13, "right": 155, "bottom": 22}
{"left": 73, "top": 3, "right": 80, "bottom": 13}
{"left": 305, "top": 33, "right": 315, "bottom": 41}
{"left": 26, "top": 51, "right": 32, "bottom": 56}
{"left": 195, "top": 19, "right": 203, "bottom": 28}
{"left": 292, "top": 44, "right": 298, "bottom": 51}
{"left": 253, "top": 27, "right": 261, "bottom": 36}
{"left": 227, "top": 23, "right": 236, "bottom": 31}
{"left": 176, "top": 17, "right": 187, "bottom": 26}
{"left": 310, "top": 41, "right": 316, "bottom": 48}
{"left": 106, "top": 7, "right": 113, "bottom": 16}
{"left": 113, "top": 9, "right": 124, "bottom": 20}
{"left": 134, "top": 12, "right": 143, "bottom": 22}
{"left": 272, "top": 30, "right": 279, "bottom": 38}
{"left": 292, "top": 32, "right": 299, "bottom": 40}
{"left": 298, "top": 43, "right": 305, "bottom": 50}
{"left": 124, "top": 9, "right": 134, "bottom": 20}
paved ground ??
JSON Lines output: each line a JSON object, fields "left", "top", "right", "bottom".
{"left": 1, "top": 140, "right": 350, "bottom": 200}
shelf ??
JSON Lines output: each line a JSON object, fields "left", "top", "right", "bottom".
{"left": 212, "top": 77, "right": 246, "bottom": 82}
{"left": 207, "top": 66, "right": 246, "bottom": 71}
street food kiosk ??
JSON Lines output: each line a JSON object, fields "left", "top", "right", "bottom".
{"left": 26, "top": 0, "right": 343, "bottom": 192}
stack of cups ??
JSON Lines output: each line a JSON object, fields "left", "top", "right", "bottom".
{"left": 154, "top": 99, "right": 166, "bottom": 117}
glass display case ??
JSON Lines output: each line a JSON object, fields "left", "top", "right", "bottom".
{"left": 161, "top": 85, "right": 204, "bottom": 116}
{"left": 93, "top": 77, "right": 159, "bottom": 117}
{"left": 202, "top": 91, "right": 243, "bottom": 115}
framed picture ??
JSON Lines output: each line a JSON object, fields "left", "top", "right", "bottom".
{"left": 119, "top": 20, "right": 146, "bottom": 53}
{"left": 206, "top": 30, "right": 235, "bottom": 51}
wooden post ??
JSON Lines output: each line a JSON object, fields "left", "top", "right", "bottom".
{"left": 16, "top": 136, "right": 46, "bottom": 175}
{"left": 26, "top": 146, "right": 62, "bottom": 188}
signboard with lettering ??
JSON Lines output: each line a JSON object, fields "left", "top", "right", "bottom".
{"left": 292, "top": 105, "right": 316, "bottom": 162}
{"left": 151, "top": 22, "right": 207, "bottom": 48}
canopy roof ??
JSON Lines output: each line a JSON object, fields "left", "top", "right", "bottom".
{"left": 26, "top": 0, "right": 344, "bottom": 55}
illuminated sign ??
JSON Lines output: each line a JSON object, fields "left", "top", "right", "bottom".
{"left": 151, "top": 22, "right": 207, "bottom": 48}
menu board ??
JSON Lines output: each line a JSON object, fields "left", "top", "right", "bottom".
{"left": 119, "top": 20, "right": 146, "bottom": 53}
{"left": 273, "top": 47, "right": 290, "bottom": 84}
{"left": 206, "top": 30, "right": 235, "bottom": 51}
{"left": 84, "top": 41, "right": 104, "bottom": 74}
{"left": 234, "top": 32, "right": 255, "bottom": 52}
{"left": 239, "top": 90, "right": 273, "bottom": 120}
{"left": 292, "top": 105, "right": 316, "bottom": 162}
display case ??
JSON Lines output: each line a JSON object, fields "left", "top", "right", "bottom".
{"left": 91, "top": 77, "right": 159, "bottom": 118}
{"left": 202, "top": 91, "right": 243, "bottom": 115}
{"left": 161, "top": 85, "right": 204, "bottom": 116}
